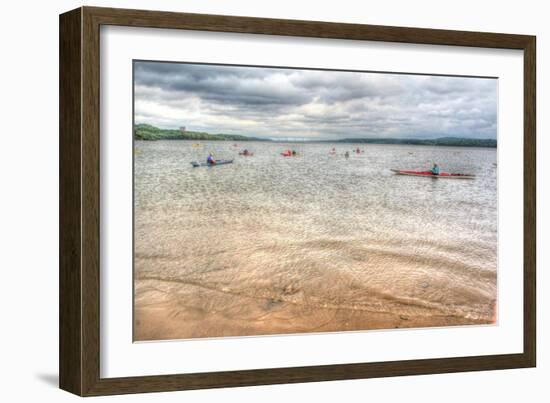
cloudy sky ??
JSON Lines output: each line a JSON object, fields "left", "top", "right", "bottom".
{"left": 134, "top": 61, "right": 497, "bottom": 141}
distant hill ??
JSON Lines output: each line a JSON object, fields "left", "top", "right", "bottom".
{"left": 134, "top": 124, "right": 270, "bottom": 142}
{"left": 333, "top": 137, "right": 497, "bottom": 148}
{"left": 135, "top": 124, "right": 496, "bottom": 147}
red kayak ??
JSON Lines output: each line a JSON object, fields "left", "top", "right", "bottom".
{"left": 391, "top": 169, "right": 475, "bottom": 179}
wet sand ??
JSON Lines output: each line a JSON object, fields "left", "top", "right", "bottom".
{"left": 134, "top": 234, "right": 496, "bottom": 341}
{"left": 134, "top": 276, "right": 492, "bottom": 341}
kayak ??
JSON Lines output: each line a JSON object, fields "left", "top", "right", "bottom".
{"left": 239, "top": 152, "right": 254, "bottom": 156}
{"left": 191, "top": 159, "right": 234, "bottom": 168}
{"left": 391, "top": 169, "right": 475, "bottom": 179}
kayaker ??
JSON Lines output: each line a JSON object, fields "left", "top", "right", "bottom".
{"left": 431, "top": 163, "right": 440, "bottom": 175}
{"left": 207, "top": 153, "right": 216, "bottom": 165}
{"left": 292, "top": 150, "right": 296, "bottom": 156}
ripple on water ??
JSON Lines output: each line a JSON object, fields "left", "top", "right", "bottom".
{"left": 134, "top": 141, "right": 497, "bottom": 339}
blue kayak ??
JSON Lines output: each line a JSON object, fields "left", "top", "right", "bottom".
{"left": 191, "top": 159, "right": 234, "bottom": 168}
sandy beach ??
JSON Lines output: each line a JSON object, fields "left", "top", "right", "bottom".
{"left": 135, "top": 277, "right": 493, "bottom": 341}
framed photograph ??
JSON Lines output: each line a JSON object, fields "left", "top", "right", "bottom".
{"left": 59, "top": 6, "right": 536, "bottom": 396}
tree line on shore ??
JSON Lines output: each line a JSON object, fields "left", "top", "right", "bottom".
{"left": 134, "top": 123, "right": 496, "bottom": 148}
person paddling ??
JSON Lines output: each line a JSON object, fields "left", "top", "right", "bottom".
{"left": 207, "top": 153, "right": 216, "bottom": 165}
{"left": 431, "top": 163, "right": 440, "bottom": 175}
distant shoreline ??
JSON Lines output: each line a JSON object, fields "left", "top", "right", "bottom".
{"left": 135, "top": 123, "right": 497, "bottom": 148}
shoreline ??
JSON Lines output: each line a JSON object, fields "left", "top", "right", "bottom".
{"left": 134, "top": 138, "right": 497, "bottom": 149}
{"left": 134, "top": 277, "right": 494, "bottom": 341}
{"left": 134, "top": 138, "right": 498, "bottom": 151}
{"left": 134, "top": 124, "right": 497, "bottom": 148}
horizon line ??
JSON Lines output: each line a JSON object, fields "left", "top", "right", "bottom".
{"left": 134, "top": 123, "right": 497, "bottom": 143}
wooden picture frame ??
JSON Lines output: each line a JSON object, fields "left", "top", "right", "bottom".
{"left": 59, "top": 6, "right": 536, "bottom": 396}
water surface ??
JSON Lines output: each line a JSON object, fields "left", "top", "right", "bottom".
{"left": 134, "top": 140, "right": 497, "bottom": 340}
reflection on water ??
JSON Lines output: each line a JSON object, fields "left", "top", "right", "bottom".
{"left": 134, "top": 140, "right": 497, "bottom": 341}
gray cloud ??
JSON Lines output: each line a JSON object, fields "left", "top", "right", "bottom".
{"left": 134, "top": 61, "right": 497, "bottom": 140}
